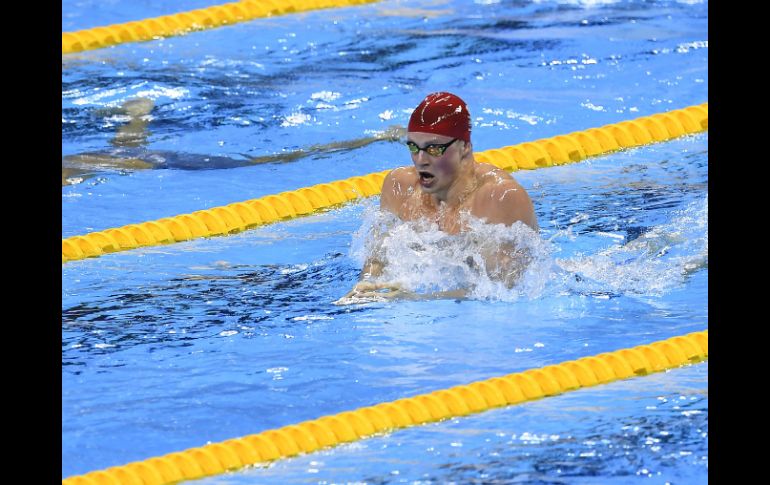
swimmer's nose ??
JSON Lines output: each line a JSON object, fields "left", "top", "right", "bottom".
{"left": 413, "top": 150, "right": 431, "bottom": 167}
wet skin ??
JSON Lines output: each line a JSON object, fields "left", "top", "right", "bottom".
{"left": 336, "top": 132, "right": 539, "bottom": 304}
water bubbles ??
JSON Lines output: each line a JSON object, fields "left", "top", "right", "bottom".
{"left": 311, "top": 91, "right": 341, "bottom": 103}
{"left": 580, "top": 101, "right": 606, "bottom": 112}
{"left": 281, "top": 112, "right": 312, "bottom": 127}
{"left": 676, "top": 40, "right": 708, "bottom": 53}
{"left": 348, "top": 194, "right": 707, "bottom": 302}
{"left": 569, "top": 213, "right": 590, "bottom": 224}
{"left": 266, "top": 367, "right": 289, "bottom": 380}
{"left": 291, "top": 315, "right": 334, "bottom": 321}
{"left": 556, "top": 197, "right": 707, "bottom": 296}
{"left": 350, "top": 207, "right": 554, "bottom": 301}
{"left": 479, "top": 108, "right": 543, "bottom": 127}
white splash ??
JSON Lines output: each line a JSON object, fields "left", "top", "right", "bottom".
{"left": 556, "top": 197, "right": 708, "bottom": 296}
{"left": 506, "top": 111, "right": 541, "bottom": 125}
{"left": 311, "top": 91, "right": 341, "bottom": 102}
{"left": 135, "top": 86, "right": 187, "bottom": 100}
{"left": 581, "top": 101, "right": 606, "bottom": 112}
{"left": 481, "top": 108, "right": 542, "bottom": 126}
{"left": 344, "top": 97, "right": 369, "bottom": 109}
{"left": 71, "top": 87, "right": 127, "bottom": 106}
{"left": 676, "top": 40, "right": 708, "bottom": 53}
{"left": 281, "top": 112, "right": 312, "bottom": 127}
{"left": 292, "top": 315, "right": 334, "bottom": 321}
{"left": 280, "top": 264, "right": 308, "bottom": 274}
{"left": 350, "top": 204, "right": 555, "bottom": 301}
{"left": 266, "top": 367, "right": 288, "bottom": 380}
{"left": 349, "top": 195, "right": 707, "bottom": 302}
{"left": 70, "top": 85, "right": 187, "bottom": 106}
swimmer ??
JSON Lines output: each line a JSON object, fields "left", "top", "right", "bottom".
{"left": 62, "top": 98, "right": 406, "bottom": 186}
{"left": 62, "top": 98, "right": 156, "bottom": 185}
{"left": 336, "top": 92, "right": 538, "bottom": 304}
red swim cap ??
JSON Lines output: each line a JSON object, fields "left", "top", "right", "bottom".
{"left": 408, "top": 92, "right": 471, "bottom": 143}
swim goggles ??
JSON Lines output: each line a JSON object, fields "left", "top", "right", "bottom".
{"left": 406, "top": 138, "right": 457, "bottom": 157}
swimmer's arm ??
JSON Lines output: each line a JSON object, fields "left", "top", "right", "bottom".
{"left": 422, "top": 288, "right": 468, "bottom": 300}
{"left": 472, "top": 180, "right": 539, "bottom": 288}
{"left": 379, "top": 166, "right": 413, "bottom": 215}
{"left": 360, "top": 257, "right": 385, "bottom": 279}
{"left": 478, "top": 178, "right": 539, "bottom": 231}
{"left": 339, "top": 252, "right": 384, "bottom": 305}
{"left": 343, "top": 242, "right": 387, "bottom": 301}
{"left": 356, "top": 167, "right": 412, "bottom": 279}
{"left": 334, "top": 282, "right": 468, "bottom": 305}
{"left": 336, "top": 169, "right": 415, "bottom": 303}
{"left": 481, "top": 242, "right": 531, "bottom": 289}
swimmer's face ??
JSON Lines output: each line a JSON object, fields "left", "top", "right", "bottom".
{"left": 407, "top": 132, "right": 468, "bottom": 194}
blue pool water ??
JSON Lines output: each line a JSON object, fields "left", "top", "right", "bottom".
{"left": 62, "top": 0, "right": 707, "bottom": 482}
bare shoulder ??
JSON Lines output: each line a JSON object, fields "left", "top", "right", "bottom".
{"left": 381, "top": 166, "right": 418, "bottom": 212}
{"left": 472, "top": 163, "right": 538, "bottom": 230}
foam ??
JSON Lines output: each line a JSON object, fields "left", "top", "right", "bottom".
{"left": 349, "top": 195, "right": 707, "bottom": 301}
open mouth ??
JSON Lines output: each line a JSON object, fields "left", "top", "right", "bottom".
{"left": 418, "top": 171, "right": 435, "bottom": 184}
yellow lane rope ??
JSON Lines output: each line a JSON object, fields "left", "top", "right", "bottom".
{"left": 62, "top": 329, "right": 708, "bottom": 485}
{"left": 62, "top": 0, "right": 380, "bottom": 54}
{"left": 61, "top": 102, "right": 707, "bottom": 263}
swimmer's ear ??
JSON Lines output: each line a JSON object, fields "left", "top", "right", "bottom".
{"left": 462, "top": 140, "right": 472, "bottom": 156}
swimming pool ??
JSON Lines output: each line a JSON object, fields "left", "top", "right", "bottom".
{"left": 62, "top": 0, "right": 708, "bottom": 482}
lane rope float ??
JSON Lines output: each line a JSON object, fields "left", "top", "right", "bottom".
{"left": 62, "top": 0, "right": 380, "bottom": 54}
{"left": 62, "top": 102, "right": 708, "bottom": 263}
{"left": 62, "top": 329, "right": 708, "bottom": 485}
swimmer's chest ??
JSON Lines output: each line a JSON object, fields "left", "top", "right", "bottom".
{"left": 398, "top": 191, "right": 479, "bottom": 234}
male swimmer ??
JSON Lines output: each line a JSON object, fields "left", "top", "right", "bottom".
{"left": 337, "top": 92, "right": 538, "bottom": 304}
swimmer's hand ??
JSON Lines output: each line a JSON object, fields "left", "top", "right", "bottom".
{"left": 333, "top": 281, "right": 415, "bottom": 305}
